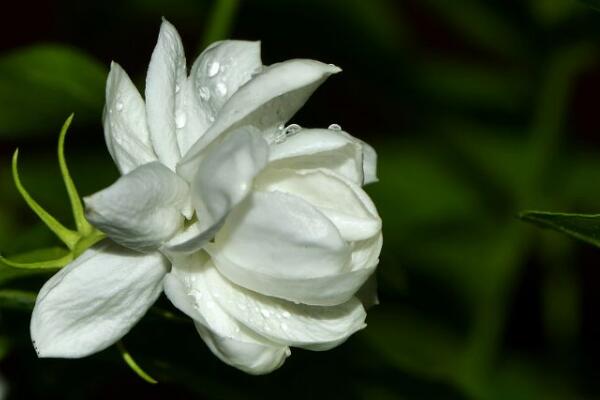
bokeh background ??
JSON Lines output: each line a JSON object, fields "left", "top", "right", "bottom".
{"left": 1, "top": 0, "right": 600, "bottom": 398}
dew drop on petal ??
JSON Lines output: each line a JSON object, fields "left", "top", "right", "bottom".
{"left": 285, "top": 348, "right": 292, "bottom": 356}
{"left": 282, "top": 311, "right": 291, "bottom": 319}
{"left": 284, "top": 123, "right": 302, "bottom": 136}
{"left": 215, "top": 82, "right": 228, "bottom": 97}
{"left": 175, "top": 84, "right": 181, "bottom": 93}
{"left": 328, "top": 123, "right": 342, "bottom": 131}
{"left": 198, "top": 86, "right": 210, "bottom": 101}
{"left": 208, "top": 61, "right": 220, "bottom": 77}
{"left": 208, "top": 115, "right": 215, "bottom": 123}
{"left": 260, "top": 309, "right": 271, "bottom": 318}
{"left": 175, "top": 110, "right": 187, "bottom": 129}
{"left": 115, "top": 101, "right": 124, "bottom": 112}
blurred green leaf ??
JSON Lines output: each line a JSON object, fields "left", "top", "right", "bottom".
{"left": 413, "top": 60, "right": 530, "bottom": 112}
{"left": 420, "top": 0, "right": 526, "bottom": 58}
{"left": 0, "top": 45, "right": 106, "bottom": 137}
{"left": 581, "top": 0, "right": 600, "bottom": 11}
{"left": 363, "top": 307, "right": 464, "bottom": 382}
{"left": 201, "top": 0, "right": 240, "bottom": 49}
{"left": 520, "top": 211, "right": 600, "bottom": 247}
{"left": 0, "top": 289, "right": 36, "bottom": 310}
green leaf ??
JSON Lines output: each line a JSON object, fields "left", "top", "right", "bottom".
{"left": 519, "top": 211, "right": 600, "bottom": 248}
{"left": 117, "top": 341, "right": 158, "bottom": 384}
{"left": 11, "top": 149, "right": 80, "bottom": 249}
{"left": 201, "top": 0, "right": 240, "bottom": 49}
{"left": 0, "top": 289, "right": 37, "bottom": 310}
{"left": 58, "top": 114, "right": 93, "bottom": 236}
{"left": 0, "top": 45, "right": 106, "bottom": 137}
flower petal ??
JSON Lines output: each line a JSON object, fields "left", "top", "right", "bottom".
{"left": 178, "top": 59, "right": 341, "bottom": 180}
{"left": 103, "top": 62, "right": 157, "bottom": 174}
{"left": 176, "top": 41, "right": 262, "bottom": 154}
{"left": 200, "top": 262, "right": 367, "bottom": 349}
{"left": 84, "top": 162, "right": 189, "bottom": 252}
{"left": 145, "top": 19, "right": 185, "bottom": 170}
{"left": 165, "top": 254, "right": 289, "bottom": 374}
{"left": 31, "top": 241, "right": 168, "bottom": 358}
{"left": 207, "top": 191, "right": 370, "bottom": 305}
{"left": 269, "top": 128, "right": 364, "bottom": 184}
{"left": 255, "top": 168, "right": 381, "bottom": 241}
{"left": 164, "top": 127, "right": 269, "bottom": 254}
{"left": 213, "top": 191, "right": 350, "bottom": 280}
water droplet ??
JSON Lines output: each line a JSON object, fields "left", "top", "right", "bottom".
{"left": 208, "top": 115, "right": 215, "bottom": 123}
{"left": 328, "top": 123, "right": 342, "bottom": 131}
{"left": 198, "top": 86, "right": 210, "bottom": 101}
{"left": 115, "top": 101, "right": 124, "bottom": 112}
{"left": 215, "top": 82, "right": 228, "bottom": 97}
{"left": 175, "top": 84, "right": 181, "bottom": 93}
{"left": 284, "top": 123, "right": 301, "bottom": 136}
{"left": 207, "top": 61, "right": 220, "bottom": 77}
{"left": 277, "top": 123, "right": 285, "bottom": 131}
{"left": 282, "top": 311, "right": 291, "bottom": 318}
{"left": 261, "top": 309, "right": 271, "bottom": 318}
{"left": 285, "top": 348, "right": 291, "bottom": 356}
{"left": 175, "top": 111, "right": 187, "bottom": 129}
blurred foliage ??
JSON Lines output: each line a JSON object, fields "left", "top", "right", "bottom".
{"left": 1, "top": 0, "right": 600, "bottom": 399}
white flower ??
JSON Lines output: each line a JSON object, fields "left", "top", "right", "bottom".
{"left": 30, "top": 20, "right": 382, "bottom": 374}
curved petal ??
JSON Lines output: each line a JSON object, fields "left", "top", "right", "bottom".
{"left": 213, "top": 191, "right": 350, "bottom": 280}
{"left": 31, "top": 241, "right": 168, "bottom": 358}
{"left": 255, "top": 168, "right": 381, "bottom": 241}
{"left": 84, "top": 162, "right": 189, "bottom": 252}
{"left": 145, "top": 19, "right": 185, "bottom": 170}
{"left": 360, "top": 140, "right": 378, "bottom": 184}
{"left": 200, "top": 262, "right": 367, "bottom": 349}
{"left": 165, "top": 254, "right": 289, "bottom": 374}
{"left": 207, "top": 191, "right": 365, "bottom": 305}
{"left": 268, "top": 128, "right": 364, "bottom": 184}
{"left": 103, "top": 62, "right": 157, "bottom": 174}
{"left": 178, "top": 60, "right": 341, "bottom": 180}
{"left": 164, "top": 127, "right": 269, "bottom": 254}
{"left": 177, "top": 41, "right": 262, "bottom": 154}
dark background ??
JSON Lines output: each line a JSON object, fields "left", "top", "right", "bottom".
{"left": 1, "top": 0, "right": 600, "bottom": 398}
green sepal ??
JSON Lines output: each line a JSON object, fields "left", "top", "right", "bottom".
{"left": 519, "top": 211, "right": 600, "bottom": 248}
{"left": 58, "top": 114, "right": 93, "bottom": 236}
{"left": 117, "top": 341, "right": 158, "bottom": 384}
{"left": 12, "top": 149, "right": 79, "bottom": 249}
{"left": 0, "top": 251, "right": 73, "bottom": 270}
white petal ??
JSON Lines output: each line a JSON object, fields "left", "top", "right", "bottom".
{"left": 177, "top": 41, "right": 262, "bottom": 154}
{"left": 178, "top": 59, "right": 341, "bottom": 180}
{"left": 214, "top": 191, "right": 350, "bottom": 280}
{"left": 84, "top": 162, "right": 189, "bottom": 252}
{"left": 164, "top": 127, "right": 269, "bottom": 254}
{"left": 269, "top": 128, "right": 364, "bottom": 184}
{"left": 360, "top": 140, "right": 378, "bottom": 184}
{"left": 31, "top": 241, "right": 168, "bottom": 358}
{"left": 145, "top": 19, "right": 185, "bottom": 170}
{"left": 165, "top": 254, "right": 289, "bottom": 374}
{"left": 103, "top": 62, "right": 157, "bottom": 174}
{"left": 255, "top": 168, "right": 381, "bottom": 241}
{"left": 200, "top": 263, "right": 367, "bottom": 349}
{"left": 207, "top": 191, "right": 366, "bottom": 305}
